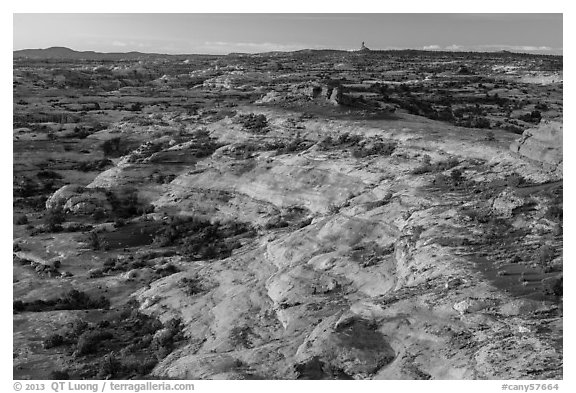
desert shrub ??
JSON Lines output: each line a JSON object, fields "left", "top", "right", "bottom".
{"left": 45, "top": 207, "right": 65, "bottom": 231}
{"left": 49, "top": 370, "right": 70, "bottom": 380}
{"left": 352, "top": 141, "right": 397, "bottom": 158}
{"left": 518, "top": 110, "right": 542, "bottom": 124}
{"left": 505, "top": 173, "right": 526, "bottom": 187}
{"left": 85, "top": 231, "right": 109, "bottom": 251}
{"left": 471, "top": 116, "right": 491, "bottom": 129}
{"left": 130, "top": 102, "right": 143, "bottom": 112}
{"left": 74, "top": 159, "right": 113, "bottom": 172}
{"left": 552, "top": 277, "right": 563, "bottom": 297}
{"left": 100, "top": 137, "right": 137, "bottom": 158}
{"left": 412, "top": 157, "right": 459, "bottom": 175}
{"left": 437, "top": 157, "right": 459, "bottom": 171}
{"left": 13, "top": 289, "right": 110, "bottom": 313}
{"left": 106, "top": 188, "right": 143, "bottom": 219}
{"left": 327, "top": 203, "right": 341, "bottom": 214}
{"left": 238, "top": 113, "right": 269, "bottom": 134}
{"left": 121, "top": 357, "right": 158, "bottom": 376}
{"left": 43, "top": 334, "right": 66, "bottom": 349}
{"left": 229, "top": 326, "right": 254, "bottom": 349}
{"left": 545, "top": 205, "right": 563, "bottom": 222}
{"left": 153, "top": 216, "right": 254, "bottom": 260}
{"left": 179, "top": 276, "right": 204, "bottom": 296}
{"left": 14, "top": 177, "right": 38, "bottom": 198}
{"left": 155, "top": 263, "right": 179, "bottom": 277}
{"left": 96, "top": 353, "right": 122, "bottom": 378}
{"left": 37, "top": 170, "right": 63, "bottom": 180}
{"left": 437, "top": 107, "right": 454, "bottom": 121}
{"left": 101, "top": 137, "right": 122, "bottom": 156}
{"left": 14, "top": 214, "right": 28, "bottom": 225}
{"left": 152, "top": 318, "right": 184, "bottom": 359}
{"left": 88, "top": 268, "right": 105, "bottom": 279}
{"left": 450, "top": 169, "right": 464, "bottom": 183}
{"left": 276, "top": 136, "right": 312, "bottom": 155}
{"left": 76, "top": 329, "right": 114, "bottom": 356}
{"left": 502, "top": 122, "right": 525, "bottom": 134}
{"left": 411, "top": 164, "right": 432, "bottom": 175}
{"left": 537, "top": 245, "right": 555, "bottom": 265}
{"left": 13, "top": 300, "right": 25, "bottom": 312}
{"left": 69, "top": 319, "right": 90, "bottom": 337}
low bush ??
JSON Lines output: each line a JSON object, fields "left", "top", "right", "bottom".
{"left": 237, "top": 113, "right": 269, "bottom": 134}
{"left": 43, "top": 334, "right": 66, "bottom": 349}
{"left": 153, "top": 216, "right": 254, "bottom": 260}
{"left": 179, "top": 276, "right": 204, "bottom": 296}
{"left": 14, "top": 214, "right": 28, "bottom": 225}
{"left": 37, "top": 170, "right": 63, "bottom": 180}
{"left": 44, "top": 207, "right": 65, "bottom": 232}
{"left": 76, "top": 330, "right": 114, "bottom": 355}
{"left": 85, "top": 231, "right": 109, "bottom": 251}
{"left": 74, "top": 159, "right": 113, "bottom": 172}
{"left": 49, "top": 370, "right": 70, "bottom": 380}
{"left": 412, "top": 157, "right": 459, "bottom": 175}
{"left": 13, "top": 289, "right": 110, "bottom": 313}
{"left": 351, "top": 141, "right": 397, "bottom": 158}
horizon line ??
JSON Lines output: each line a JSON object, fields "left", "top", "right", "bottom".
{"left": 13, "top": 45, "right": 564, "bottom": 57}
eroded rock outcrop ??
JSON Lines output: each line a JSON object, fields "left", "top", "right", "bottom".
{"left": 46, "top": 184, "right": 112, "bottom": 214}
{"left": 510, "top": 120, "right": 563, "bottom": 174}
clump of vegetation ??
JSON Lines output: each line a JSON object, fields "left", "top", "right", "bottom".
{"left": 14, "top": 214, "right": 28, "bottom": 225}
{"left": 351, "top": 140, "right": 397, "bottom": 158}
{"left": 537, "top": 245, "right": 556, "bottom": 265}
{"left": 101, "top": 137, "right": 138, "bottom": 158}
{"left": 37, "top": 170, "right": 63, "bottom": 180}
{"left": 153, "top": 216, "right": 255, "bottom": 260}
{"left": 412, "top": 156, "right": 459, "bottom": 175}
{"left": 49, "top": 370, "right": 70, "bottom": 380}
{"left": 44, "top": 207, "right": 65, "bottom": 232}
{"left": 518, "top": 110, "right": 542, "bottom": 124}
{"left": 39, "top": 300, "right": 185, "bottom": 379}
{"left": 76, "top": 329, "right": 115, "bottom": 355}
{"left": 43, "top": 334, "right": 66, "bottom": 349}
{"left": 84, "top": 231, "right": 109, "bottom": 251}
{"left": 229, "top": 325, "right": 255, "bottom": 349}
{"left": 14, "top": 176, "right": 39, "bottom": 198}
{"left": 178, "top": 276, "right": 204, "bottom": 296}
{"left": 237, "top": 113, "right": 269, "bottom": 134}
{"left": 317, "top": 133, "right": 362, "bottom": 152}
{"left": 106, "top": 188, "right": 153, "bottom": 219}
{"left": 349, "top": 241, "right": 395, "bottom": 268}
{"left": 276, "top": 135, "right": 313, "bottom": 155}
{"left": 545, "top": 204, "right": 563, "bottom": 222}
{"left": 13, "top": 289, "right": 110, "bottom": 313}
{"left": 74, "top": 159, "right": 113, "bottom": 172}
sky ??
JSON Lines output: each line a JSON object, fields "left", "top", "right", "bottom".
{"left": 13, "top": 13, "right": 563, "bottom": 55}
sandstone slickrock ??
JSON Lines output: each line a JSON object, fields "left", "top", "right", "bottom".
{"left": 46, "top": 184, "right": 112, "bottom": 214}
{"left": 31, "top": 108, "right": 563, "bottom": 380}
{"left": 510, "top": 120, "right": 563, "bottom": 174}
